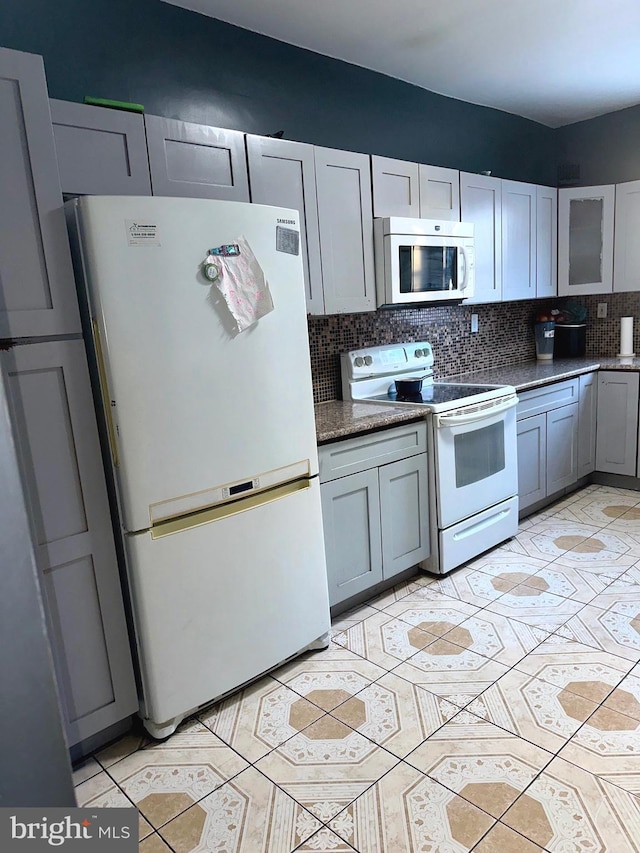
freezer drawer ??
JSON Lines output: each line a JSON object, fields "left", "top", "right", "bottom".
{"left": 125, "top": 477, "right": 330, "bottom": 729}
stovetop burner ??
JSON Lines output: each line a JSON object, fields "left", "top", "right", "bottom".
{"left": 369, "top": 383, "right": 504, "bottom": 406}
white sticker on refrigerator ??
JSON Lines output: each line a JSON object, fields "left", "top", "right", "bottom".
{"left": 276, "top": 225, "right": 300, "bottom": 256}
{"left": 126, "top": 220, "right": 161, "bottom": 246}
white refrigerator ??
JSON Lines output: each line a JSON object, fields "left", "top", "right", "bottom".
{"left": 66, "top": 196, "right": 330, "bottom": 738}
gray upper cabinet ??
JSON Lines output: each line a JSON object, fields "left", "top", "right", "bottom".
{"left": 145, "top": 115, "right": 249, "bottom": 200}
{"left": 371, "top": 155, "right": 420, "bottom": 218}
{"left": 50, "top": 99, "right": 151, "bottom": 196}
{"left": 501, "top": 180, "right": 536, "bottom": 302}
{"left": 2, "top": 340, "right": 138, "bottom": 746}
{"left": 246, "top": 135, "right": 324, "bottom": 314}
{"left": 418, "top": 165, "right": 460, "bottom": 221}
{"left": 0, "top": 47, "right": 79, "bottom": 338}
{"left": 460, "top": 172, "right": 502, "bottom": 304}
{"left": 536, "top": 185, "right": 558, "bottom": 298}
{"left": 314, "top": 147, "right": 376, "bottom": 314}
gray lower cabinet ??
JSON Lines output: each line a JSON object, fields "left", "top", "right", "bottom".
{"left": 596, "top": 371, "right": 639, "bottom": 476}
{"left": 2, "top": 340, "right": 138, "bottom": 747}
{"left": 319, "top": 422, "right": 429, "bottom": 607}
{"left": 50, "top": 99, "right": 152, "bottom": 196}
{"left": 516, "top": 378, "right": 580, "bottom": 513}
{"left": 145, "top": 115, "right": 249, "bottom": 200}
{"left": 577, "top": 372, "right": 598, "bottom": 478}
{"left": 0, "top": 47, "right": 80, "bottom": 338}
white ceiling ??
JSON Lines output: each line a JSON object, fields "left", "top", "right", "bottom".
{"left": 163, "top": 0, "right": 640, "bottom": 127}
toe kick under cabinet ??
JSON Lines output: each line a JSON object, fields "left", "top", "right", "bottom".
{"left": 319, "top": 421, "right": 430, "bottom": 607}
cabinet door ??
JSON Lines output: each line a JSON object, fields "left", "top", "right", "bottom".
{"left": 246, "top": 135, "right": 324, "bottom": 314}
{"left": 0, "top": 47, "right": 80, "bottom": 338}
{"left": 596, "top": 371, "right": 639, "bottom": 476}
{"left": 536, "top": 185, "right": 558, "bottom": 298}
{"left": 460, "top": 172, "right": 502, "bottom": 303}
{"left": 321, "top": 469, "right": 383, "bottom": 607}
{"left": 145, "top": 115, "right": 249, "bottom": 200}
{"left": 578, "top": 372, "right": 597, "bottom": 479}
{"left": 379, "top": 454, "right": 430, "bottom": 579}
{"left": 516, "top": 414, "right": 547, "bottom": 511}
{"left": 613, "top": 179, "right": 640, "bottom": 292}
{"left": 371, "top": 155, "right": 420, "bottom": 218}
{"left": 314, "top": 147, "right": 376, "bottom": 314}
{"left": 2, "top": 340, "right": 138, "bottom": 746}
{"left": 558, "top": 185, "right": 615, "bottom": 296}
{"left": 546, "top": 403, "right": 579, "bottom": 494}
{"left": 50, "top": 99, "right": 151, "bottom": 196}
{"left": 502, "top": 180, "right": 536, "bottom": 301}
{"left": 419, "top": 165, "right": 460, "bottom": 221}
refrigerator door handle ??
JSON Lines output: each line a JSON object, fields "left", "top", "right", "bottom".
{"left": 93, "top": 319, "right": 119, "bottom": 467}
{"left": 150, "top": 476, "right": 313, "bottom": 539}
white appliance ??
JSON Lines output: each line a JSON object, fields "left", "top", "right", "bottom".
{"left": 66, "top": 196, "right": 330, "bottom": 738}
{"left": 374, "top": 217, "right": 475, "bottom": 306}
{"left": 342, "top": 342, "right": 518, "bottom": 574}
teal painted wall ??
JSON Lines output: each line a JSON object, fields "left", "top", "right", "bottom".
{"left": 0, "top": 0, "right": 558, "bottom": 184}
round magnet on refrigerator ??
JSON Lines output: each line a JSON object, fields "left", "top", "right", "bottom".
{"left": 204, "top": 263, "right": 220, "bottom": 282}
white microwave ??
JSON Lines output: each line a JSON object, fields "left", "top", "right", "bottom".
{"left": 374, "top": 217, "right": 475, "bottom": 306}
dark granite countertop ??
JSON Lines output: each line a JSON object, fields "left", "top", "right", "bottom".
{"left": 315, "top": 356, "right": 640, "bottom": 444}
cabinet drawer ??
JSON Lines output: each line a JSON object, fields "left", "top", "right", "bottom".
{"left": 516, "top": 378, "right": 579, "bottom": 420}
{"left": 319, "top": 420, "right": 426, "bottom": 483}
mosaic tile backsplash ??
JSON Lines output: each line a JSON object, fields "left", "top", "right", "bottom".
{"left": 309, "top": 293, "right": 640, "bottom": 403}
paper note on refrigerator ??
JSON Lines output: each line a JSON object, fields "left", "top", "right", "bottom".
{"left": 212, "top": 236, "right": 274, "bottom": 333}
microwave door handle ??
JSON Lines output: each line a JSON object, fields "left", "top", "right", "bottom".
{"left": 435, "top": 395, "right": 518, "bottom": 428}
{"left": 459, "top": 247, "right": 468, "bottom": 291}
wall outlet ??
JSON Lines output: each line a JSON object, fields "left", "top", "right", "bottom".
{"left": 471, "top": 313, "right": 479, "bottom": 333}
{"left": 597, "top": 303, "right": 608, "bottom": 318}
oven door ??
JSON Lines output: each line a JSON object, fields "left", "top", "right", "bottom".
{"left": 433, "top": 395, "right": 518, "bottom": 528}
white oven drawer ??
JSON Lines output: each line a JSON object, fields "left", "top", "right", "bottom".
{"left": 439, "top": 496, "right": 519, "bottom": 574}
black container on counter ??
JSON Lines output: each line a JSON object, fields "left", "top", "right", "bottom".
{"left": 554, "top": 324, "right": 586, "bottom": 357}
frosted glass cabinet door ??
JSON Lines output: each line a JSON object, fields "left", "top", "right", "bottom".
{"left": 0, "top": 47, "right": 80, "bottom": 338}
{"left": 558, "top": 185, "right": 615, "bottom": 296}
{"left": 50, "top": 99, "right": 152, "bottom": 196}
{"left": 321, "top": 469, "right": 383, "bottom": 607}
{"left": 145, "top": 115, "right": 250, "bottom": 200}
{"left": 246, "top": 134, "right": 324, "bottom": 314}
{"left": 2, "top": 340, "right": 137, "bottom": 746}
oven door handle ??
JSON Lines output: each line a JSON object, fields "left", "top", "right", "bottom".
{"left": 435, "top": 395, "right": 518, "bottom": 428}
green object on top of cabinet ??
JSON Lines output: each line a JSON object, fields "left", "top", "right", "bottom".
{"left": 84, "top": 96, "right": 144, "bottom": 112}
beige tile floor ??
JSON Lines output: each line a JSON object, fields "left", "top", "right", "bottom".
{"left": 72, "top": 484, "right": 640, "bottom": 852}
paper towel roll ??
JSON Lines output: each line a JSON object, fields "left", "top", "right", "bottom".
{"left": 620, "top": 317, "right": 635, "bottom": 357}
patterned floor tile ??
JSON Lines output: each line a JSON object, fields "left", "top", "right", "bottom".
{"left": 603, "top": 671, "right": 640, "bottom": 721}
{"left": 466, "top": 669, "right": 599, "bottom": 753}
{"left": 367, "top": 573, "right": 436, "bottom": 609}
{"left": 392, "top": 637, "right": 510, "bottom": 708}
{"left": 293, "top": 827, "right": 358, "bottom": 851}
{"left": 428, "top": 566, "right": 530, "bottom": 607}
{"left": 198, "top": 676, "right": 324, "bottom": 762}
{"left": 72, "top": 756, "right": 101, "bottom": 786}
{"left": 615, "top": 564, "right": 640, "bottom": 585}
{"left": 472, "top": 823, "right": 545, "bottom": 852}
{"left": 330, "top": 604, "right": 379, "bottom": 637}
{"left": 107, "top": 720, "right": 248, "bottom": 830}
{"left": 328, "top": 760, "right": 495, "bottom": 853}
{"left": 556, "top": 602, "right": 640, "bottom": 662}
{"left": 74, "top": 770, "right": 150, "bottom": 840}
{"left": 466, "top": 551, "right": 549, "bottom": 576}
{"left": 513, "top": 634, "right": 632, "bottom": 700}
{"left": 159, "top": 766, "right": 321, "bottom": 853}
{"left": 433, "top": 608, "right": 549, "bottom": 667}
{"left": 552, "top": 493, "right": 640, "bottom": 526}
{"left": 330, "top": 671, "right": 459, "bottom": 758}
{"left": 406, "top": 710, "right": 552, "bottom": 818}
{"left": 139, "top": 834, "right": 173, "bottom": 853}
{"left": 273, "top": 656, "right": 387, "bottom": 711}
{"left": 518, "top": 562, "right": 613, "bottom": 604}
{"left": 95, "top": 731, "right": 151, "bottom": 768}
{"left": 502, "top": 756, "right": 640, "bottom": 852}
{"left": 559, "top": 703, "right": 640, "bottom": 793}
{"left": 482, "top": 583, "right": 584, "bottom": 631}
{"left": 589, "top": 578, "right": 640, "bottom": 614}
{"left": 604, "top": 505, "right": 640, "bottom": 532}
{"left": 331, "top": 611, "right": 437, "bottom": 670}
{"left": 253, "top": 714, "right": 399, "bottom": 821}
{"left": 503, "top": 520, "right": 601, "bottom": 562}
{"left": 381, "top": 593, "right": 479, "bottom": 633}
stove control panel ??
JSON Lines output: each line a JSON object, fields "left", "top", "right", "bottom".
{"left": 341, "top": 341, "right": 434, "bottom": 381}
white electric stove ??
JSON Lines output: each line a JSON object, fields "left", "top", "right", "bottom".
{"left": 341, "top": 341, "right": 520, "bottom": 574}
